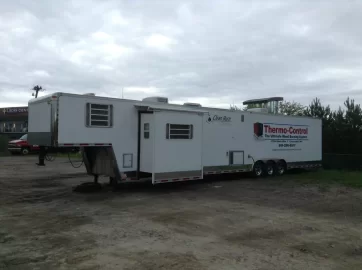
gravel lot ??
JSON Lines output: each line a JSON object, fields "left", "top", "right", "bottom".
{"left": 1, "top": 156, "right": 362, "bottom": 270}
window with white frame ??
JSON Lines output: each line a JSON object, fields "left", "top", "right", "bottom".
{"left": 86, "top": 103, "right": 113, "bottom": 127}
{"left": 166, "top": 124, "right": 193, "bottom": 139}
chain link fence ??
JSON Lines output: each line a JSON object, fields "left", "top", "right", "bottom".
{"left": 323, "top": 153, "right": 362, "bottom": 171}
{"left": 0, "top": 135, "right": 8, "bottom": 154}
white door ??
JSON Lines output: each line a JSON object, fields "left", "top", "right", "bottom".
{"left": 140, "top": 113, "right": 154, "bottom": 173}
{"left": 152, "top": 111, "right": 203, "bottom": 184}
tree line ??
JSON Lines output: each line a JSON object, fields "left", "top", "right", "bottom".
{"left": 231, "top": 97, "right": 362, "bottom": 155}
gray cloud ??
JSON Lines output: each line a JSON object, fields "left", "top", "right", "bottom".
{"left": 1, "top": 0, "right": 362, "bottom": 110}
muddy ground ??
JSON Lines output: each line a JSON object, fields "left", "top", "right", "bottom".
{"left": 1, "top": 156, "right": 362, "bottom": 270}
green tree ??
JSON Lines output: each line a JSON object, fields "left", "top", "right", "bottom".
{"left": 303, "top": 97, "right": 333, "bottom": 121}
{"left": 343, "top": 97, "right": 362, "bottom": 131}
{"left": 229, "top": 104, "right": 242, "bottom": 111}
{"left": 339, "top": 97, "right": 362, "bottom": 154}
{"left": 278, "top": 101, "right": 306, "bottom": 116}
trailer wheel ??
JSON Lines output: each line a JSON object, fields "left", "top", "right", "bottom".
{"left": 265, "top": 161, "right": 276, "bottom": 176}
{"left": 276, "top": 160, "right": 286, "bottom": 176}
{"left": 253, "top": 161, "right": 265, "bottom": 177}
{"left": 21, "top": 147, "right": 30, "bottom": 155}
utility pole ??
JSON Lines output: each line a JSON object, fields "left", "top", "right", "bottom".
{"left": 29, "top": 84, "right": 47, "bottom": 166}
{"left": 31, "top": 85, "right": 45, "bottom": 98}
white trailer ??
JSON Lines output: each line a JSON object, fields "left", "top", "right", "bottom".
{"left": 27, "top": 93, "right": 322, "bottom": 185}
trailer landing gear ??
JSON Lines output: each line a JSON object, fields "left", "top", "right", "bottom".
{"left": 94, "top": 174, "right": 99, "bottom": 184}
{"left": 36, "top": 146, "right": 46, "bottom": 166}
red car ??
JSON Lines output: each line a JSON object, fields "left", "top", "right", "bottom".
{"left": 7, "top": 134, "right": 40, "bottom": 155}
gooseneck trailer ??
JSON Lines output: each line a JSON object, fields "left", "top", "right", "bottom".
{"left": 27, "top": 93, "right": 322, "bottom": 185}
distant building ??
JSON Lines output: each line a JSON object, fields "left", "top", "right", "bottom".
{"left": 0, "top": 107, "right": 28, "bottom": 140}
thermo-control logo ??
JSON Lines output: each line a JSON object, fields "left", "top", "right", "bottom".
{"left": 254, "top": 122, "right": 264, "bottom": 138}
{"left": 254, "top": 122, "right": 309, "bottom": 140}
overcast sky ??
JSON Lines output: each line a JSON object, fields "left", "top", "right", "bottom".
{"left": 1, "top": 0, "right": 362, "bottom": 109}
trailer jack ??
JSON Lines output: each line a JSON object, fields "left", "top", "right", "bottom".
{"left": 36, "top": 146, "right": 46, "bottom": 166}
{"left": 94, "top": 174, "right": 99, "bottom": 184}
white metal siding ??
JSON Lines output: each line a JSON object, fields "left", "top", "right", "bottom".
{"left": 202, "top": 110, "right": 322, "bottom": 167}
{"left": 57, "top": 95, "right": 139, "bottom": 171}
{"left": 202, "top": 111, "right": 238, "bottom": 167}
{"left": 28, "top": 101, "right": 52, "bottom": 132}
{"left": 153, "top": 111, "right": 203, "bottom": 173}
{"left": 244, "top": 112, "right": 321, "bottom": 163}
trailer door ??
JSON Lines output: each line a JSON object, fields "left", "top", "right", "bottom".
{"left": 152, "top": 110, "right": 203, "bottom": 184}
{"left": 139, "top": 113, "right": 154, "bottom": 173}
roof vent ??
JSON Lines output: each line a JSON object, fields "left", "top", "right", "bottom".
{"left": 142, "top": 96, "right": 169, "bottom": 103}
{"left": 183, "top": 102, "right": 202, "bottom": 107}
{"left": 83, "top": 93, "right": 95, "bottom": 96}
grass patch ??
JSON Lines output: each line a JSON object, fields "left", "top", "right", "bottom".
{"left": 289, "top": 169, "right": 362, "bottom": 189}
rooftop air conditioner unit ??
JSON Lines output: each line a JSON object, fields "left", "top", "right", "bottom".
{"left": 142, "top": 96, "right": 169, "bottom": 103}
{"left": 183, "top": 102, "right": 202, "bottom": 107}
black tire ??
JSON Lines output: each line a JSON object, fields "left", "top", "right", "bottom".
{"left": 253, "top": 161, "right": 265, "bottom": 177}
{"left": 265, "top": 161, "right": 276, "bottom": 176}
{"left": 276, "top": 160, "right": 287, "bottom": 176}
{"left": 21, "top": 147, "right": 30, "bottom": 155}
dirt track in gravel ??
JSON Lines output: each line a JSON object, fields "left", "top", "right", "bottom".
{"left": 1, "top": 156, "right": 362, "bottom": 270}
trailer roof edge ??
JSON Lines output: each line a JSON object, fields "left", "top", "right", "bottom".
{"left": 134, "top": 103, "right": 208, "bottom": 113}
